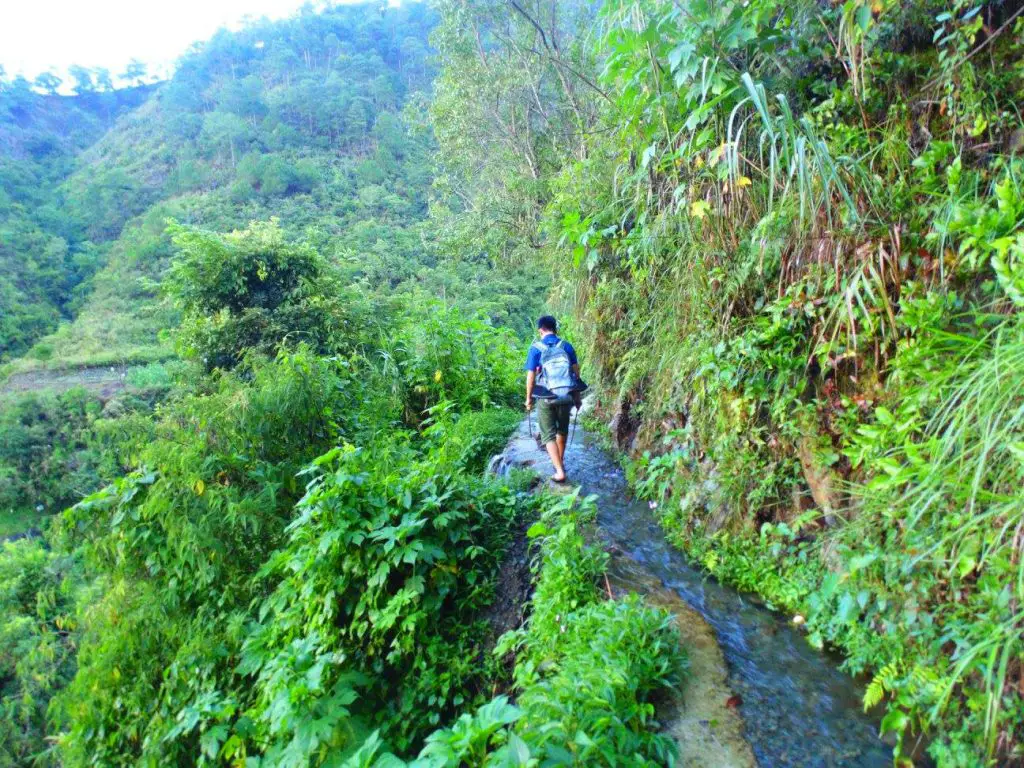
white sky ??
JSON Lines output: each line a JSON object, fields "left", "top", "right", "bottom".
{"left": 0, "top": 0, "right": 393, "bottom": 84}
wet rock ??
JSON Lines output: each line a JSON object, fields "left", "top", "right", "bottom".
{"left": 607, "top": 555, "right": 757, "bottom": 768}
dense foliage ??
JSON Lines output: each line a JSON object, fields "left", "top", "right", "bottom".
{"left": 0, "top": 367, "right": 178, "bottom": 536}
{"left": 0, "top": 163, "right": 685, "bottom": 765}
{"left": 0, "top": 540, "right": 80, "bottom": 766}
{"left": 166, "top": 219, "right": 366, "bottom": 371}
{"left": 431, "top": 0, "right": 1024, "bottom": 764}
{"left": 349, "top": 492, "right": 686, "bottom": 767}
{"left": 0, "top": 77, "right": 152, "bottom": 359}
{"left": 52, "top": 347, "right": 524, "bottom": 765}
{"left": 1, "top": 1, "right": 543, "bottom": 375}
{"left": 22, "top": 0, "right": 1024, "bottom": 763}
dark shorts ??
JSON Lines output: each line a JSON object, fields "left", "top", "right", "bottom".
{"left": 537, "top": 398, "right": 572, "bottom": 444}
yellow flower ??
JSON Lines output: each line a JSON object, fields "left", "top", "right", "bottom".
{"left": 690, "top": 200, "right": 711, "bottom": 219}
{"left": 434, "top": 369, "right": 443, "bottom": 382}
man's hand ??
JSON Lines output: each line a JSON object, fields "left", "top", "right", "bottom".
{"left": 525, "top": 397, "right": 533, "bottom": 412}
{"left": 572, "top": 392, "right": 583, "bottom": 410}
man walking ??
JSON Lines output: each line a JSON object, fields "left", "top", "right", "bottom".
{"left": 525, "top": 315, "right": 582, "bottom": 482}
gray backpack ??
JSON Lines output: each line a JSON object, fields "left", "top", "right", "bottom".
{"left": 534, "top": 339, "right": 574, "bottom": 398}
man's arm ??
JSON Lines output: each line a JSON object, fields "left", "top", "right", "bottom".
{"left": 525, "top": 370, "right": 536, "bottom": 411}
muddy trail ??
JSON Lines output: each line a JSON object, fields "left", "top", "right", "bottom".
{"left": 1, "top": 365, "right": 131, "bottom": 398}
{"left": 492, "top": 414, "right": 891, "bottom": 767}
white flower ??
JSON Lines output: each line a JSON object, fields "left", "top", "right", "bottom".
{"left": 792, "top": 615, "right": 805, "bottom": 626}
{"left": 560, "top": 624, "right": 567, "bottom": 633}
{"left": 649, "top": 501, "right": 658, "bottom": 510}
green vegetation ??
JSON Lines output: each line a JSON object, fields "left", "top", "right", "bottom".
{"left": 1, "top": 2, "right": 543, "bottom": 374}
{"left": 0, "top": 224, "right": 682, "bottom": 764}
{"left": 0, "top": 2, "right": 685, "bottom": 754}
{"left": 351, "top": 491, "right": 685, "bottom": 766}
{"left": 53, "top": 350, "right": 520, "bottom": 764}
{"left": 0, "top": 74, "right": 152, "bottom": 360}
{"left": 430, "top": 0, "right": 1024, "bottom": 763}
{"left": 9, "top": 0, "right": 1024, "bottom": 763}
{"left": 0, "top": 385, "right": 160, "bottom": 537}
{"left": 0, "top": 540, "right": 81, "bottom": 766}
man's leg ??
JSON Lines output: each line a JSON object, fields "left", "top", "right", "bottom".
{"left": 556, "top": 402, "right": 571, "bottom": 462}
{"left": 555, "top": 433, "right": 567, "bottom": 462}
{"left": 538, "top": 400, "right": 567, "bottom": 481}
{"left": 545, "top": 440, "right": 567, "bottom": 481}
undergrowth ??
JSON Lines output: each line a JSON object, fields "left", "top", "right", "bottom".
{"left": 348, "top": 490, "right": 687, "bottom": 767}
{"left": 431, "top": 0, "right": 1024, "bottom": 763}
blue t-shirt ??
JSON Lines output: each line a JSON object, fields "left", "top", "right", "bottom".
{"left": 524, "top": 335, "right": 578, "bottom": 372}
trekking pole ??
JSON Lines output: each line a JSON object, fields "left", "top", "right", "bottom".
{"left": 527, "top": 406, "right": 534, "bottom": 440}
{"left": 570, "top": 406, "right": 580, "bottom": 446}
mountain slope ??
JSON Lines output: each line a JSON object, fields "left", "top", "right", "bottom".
{"left": 3, "top": 2, "right": 453, "bottom": 372}
{"left": 0, "top": 79, "right": 154, "bottom": 359}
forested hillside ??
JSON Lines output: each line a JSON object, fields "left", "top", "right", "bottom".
{"left": 1, "top": 2, "right": 543, "bottom": 373}
{"left": 1, "top": 3, "right": 686, "bottom": 767}
{"left": 3, "top": 0, "right": 1024, "bottom": 765}
{"left": 430, "top": 0, "right": 1024, "bottom": 764}
{"left": 0, "top": 2, "right": 548, "bottom": 537}
{"left": 0, "top": 75, "right": 154, "bottom": 359}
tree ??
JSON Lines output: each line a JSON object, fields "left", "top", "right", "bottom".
{"left": 120, "top": 59, "right": 147, "bottom": 86}
{"left": 200, "top": 111, "right": 250, "bottom": 166}
{"left": 220, "top": 74, "right": 265, "bottom": 121}
{"left": 33, "top": 72, "right": 62, "bottom": 95}
{"left": 94, "top": 68, "right": 114, "bottom": 92}
{"left": 68, "top": 65, "right": 95, "bottom": 94}
{"left": 346, "top": 98, "right": 372, "bottom": 137}
{"left": 165, "top": 220, "right": 359, "bottom": 370}
{"left": 428, "top": 0, "right": 600, "bottom": 266}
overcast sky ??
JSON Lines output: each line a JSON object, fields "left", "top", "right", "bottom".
{"left": 0, "top": 0, "right": 387, "bottom": 84}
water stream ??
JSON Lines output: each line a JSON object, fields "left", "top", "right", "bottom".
{"left": 495, "top": 417, "right": 891, "bottom": 767}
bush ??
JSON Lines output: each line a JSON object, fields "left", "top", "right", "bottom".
{"left": 350, "top": 492, "right": 687, "bottom": 767}
{"left": 0, "top": 540, "right": 80, "bottom": 766}
{"left": 166, "top": 219, "right": 372, "bottom": 371}
{"left": 239, "top": 442, "right": 527, "bottom": 758}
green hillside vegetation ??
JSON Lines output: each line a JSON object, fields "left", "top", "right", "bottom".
{"left": 2, "top": 1, "right": 544, "bottom": 374}
{"left": 4, "top": 0, "right": 1024, "bottom": 764}
{"left": 0, "top": 3, "right": 685, "bottom": 766}
{"left": 1, "top": 214, "right": 684, "bottom": 766}
{"left": 5, "top": 3, "right": 437, "bottom": 371}
{"left": 0, "top": 2, "right": 545, "bottom": 536}
{"left": 430, "top": 0, "right": 1024, "bottom": 763}
{"left": 0, "top": 72, "right": 154, "bottom": 360}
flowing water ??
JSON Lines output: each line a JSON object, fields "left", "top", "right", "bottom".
{"left": 494, "top": 417, "right": 891, "bottom": 767}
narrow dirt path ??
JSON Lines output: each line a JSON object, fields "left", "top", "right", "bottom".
{"left": 1, "top": 365, "right": 130, "bottom": 398}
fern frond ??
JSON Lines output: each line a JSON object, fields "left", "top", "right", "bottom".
{"left": 863, "top": 660, "right": 902, "bottom": 711}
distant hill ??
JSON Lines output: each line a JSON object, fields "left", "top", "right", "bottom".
{"left": 0, "top": 80, "right": 155, "bottom": 359}
{"left": 1, "top": 1, "right": 474, "bottom": 371}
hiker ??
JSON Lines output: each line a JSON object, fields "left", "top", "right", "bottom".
{"left": 525, "top": 315, "right": 583, "bottom": 483}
